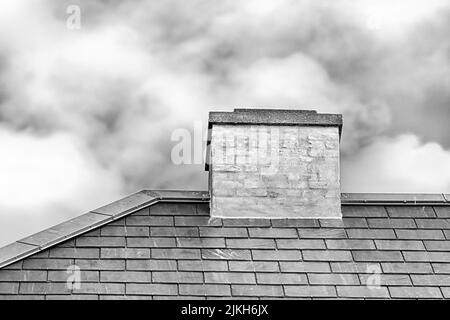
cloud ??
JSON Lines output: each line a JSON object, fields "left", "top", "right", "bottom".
{"left": 342, "top": 134, "right": 450, "bottom": 193}
{"left": 0, "top": 128, "right": 122, "bottom": 246}
{"left": 0, "top": 128, "right": 121, "bottom": 208}
{"left": 0, "top": 0, "right": 449, "bottom": 244}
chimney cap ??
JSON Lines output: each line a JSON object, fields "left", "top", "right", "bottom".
{"left": 208, "top": 108, "right": 342, "bottom": 131}
{"left": 205, "top": 108, "right": 343, "bottom": 171}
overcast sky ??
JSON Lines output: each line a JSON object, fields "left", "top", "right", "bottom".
{"left": 0, "top": 0, "right": 449, "bottom": 246}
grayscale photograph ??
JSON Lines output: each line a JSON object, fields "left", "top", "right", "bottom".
{"left": 0, "top": 0, "right": 449, "bottom": 306}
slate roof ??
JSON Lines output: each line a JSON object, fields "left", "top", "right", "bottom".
{"left": 0, "top": 191, "right": 450, "bottom": 299}
{"left": 0, "top": 190, "right": 209, "bottom": 269}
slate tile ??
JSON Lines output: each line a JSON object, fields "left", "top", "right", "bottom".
{"left": 326, "top": 239, "right": 375, "bottom": 250}
{"left": 19, "top": 283, "right": 69, "bottom": 295}
{"left": 100, "top": 226, "right": 149, "bottom": 237}
{"left": 126, "top": 260, "right": 177, "bottom": 271}
{"left": 352, "top": 251, "right": 403, "bottom": 262}
{"left": 423, "top": 241, "right": 450, "bottom": 251}
{"left": 389, "top": 286, "right": 442, "bottom": 299}
{"left": 149, "top": 202, "right": 197, "bottom": 215}
{"left": 23, "top": 259, "right": 74, "bottom": 270}
{"left": 410, "top": 274, "right": 450, "bottom": 286}
{"left": 271, "top": 219, "right": 319, "bottom": 228}
{"left": 222, "top": 219, "right": 271, "bottom": 227}
{"left": 276, "top": 239, "right": 325, "bottom": 249}
{"left": 100, "top": 271, "right": 151, "bottom": 283}
{"left": 49, "top": 248, "right": 100, "bottom": 259}
{"left": 256, "top": 273, "right": 307, "bottom": 285}
{"left": 226, "top": 239, "right": 276, "bottom": 249}
{"left": 280, "top": 262, "right": 330, "bottom": 273}
{"left": 248, "top": 228, "right": 298, "bottom": 238}
{"left": 284, "top": 285, "right": 337, "bottom": 297}
{"left": 386, "top": 206, "right": 435, "bottom": 218}
{"left": 126, "top": 237, "right": 176, "bottom": 248}
{"left": 199, "top": 227, "right": 248, "bottom": 238}
{"left": 47, "top": 294, "right": 99, "bottom": 300}
{"left": 439, "top": 287, "right": 450, "bottom": 298}
{"left": 76, "top": 237, "right": 125, "bottom": 247}
{"left": 331, "top": 262, "right": 381, "bottom": 274}
{"left": 176, "top": 238, "right": 226, "bottom": 248}
{"left": 415, "top": 219, "right": 450, "bottom": 229}
{"left": 443, "top": 230, "right": 450, "bottom": 239}
{"left": 175, "top": 216, "right": 218, "bottom": 227}
{"left": 48, "top": 270, "right": 98, "bottom": 282}
{"left": 308, "top": 273, "right": 360, "bottom": 285}
{"left": 395, "top": 229, "right": 444, "bottom": 240}
{"left": 347, "top": 229, "right": 396, "bottom": 239}
{"left": 100, "top": 248, "right": 150, "bottom": 259}
{"left": 231, "top": 285, "right": 283, "bottom": 297}
{"left": 179, "top": 284, "right": 230, "bottom": 296}
{"left": 252, "top": 249, "right": 301, "bottom": 261}
{"left": 126, "top": 283, "right": 177, "bottom": 295}
{"left": 319, "top": 218, "right": 367, "bottom": 228}
{"left": 367, "top": 218, "right": 416, "bottom": 229}
{"left": 342, "top": 206, "right": 387, "bottom": 218}
{"left": 303, "top": 250, "right": 352, "bottom": 261}
{"left": 204, "top": 272, "right": 256, "bottom": 284}
{"left": 381, "top": 262, "right": 433, "bottom": 274}
{"left": 126, "top": 216, "right": 174, "bottom": 226}
{"left": 152, "top": 272, "right": 203, "bottom": 283}
{"left": 0, "top": 270, "right": 47, "bottom": 282}
{"left": 150, "top": 227, "right": 199, "bottom": 237}
{"left": 375, "top": 240, "right": 425, "bottom": 251}
{"left": 298, "top": 228, "right": 347, "bottom": 239}
{"left": 404, "top": 251, "right": 450, "bottom": 262}
{"left": 229, "top": 261, "right": 279, "bottom": 272}
{"left": 154, "top": 295, "right": 204, "bottom": 300}
{"left": 432, "top": 263, "right": 450, "bottom": 274}
{"left": 434, "top": 207, "right": 450, "bottom": 218}
{"left": 359, "top": 274, "right": 411, "bottom": 286}
{"left": 151, "top": 248, "right": 200, "bottom": 260}
{"left": 75, "top": 259, "right": 125, "bottom": 271}
{"left": 0, "top": 282, "right": 19, "bottom": 294}
{"left": 337, "top": 286, "right": 389, "bottom": 298}
{"left": 201, "top": 249, "right": 251, "bottom": 260}
{"left": 178, "top": 260, "right": 228, "bottom": 272}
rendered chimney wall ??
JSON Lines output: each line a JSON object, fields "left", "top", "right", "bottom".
{"left": 206, "top": 109, "right": 343, "bottom": 219}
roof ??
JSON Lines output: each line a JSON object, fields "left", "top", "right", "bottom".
{"left": 1, "top": 192, "right": 450, "bottom": 299}
{"left": 0, "top": 190, "right": 209, "bottom": 269}
{"left": 0, "top": 190, "right": 450, "bottom": 299}
{"left": 0, "top": 191, "right": 448, "bottom": 271}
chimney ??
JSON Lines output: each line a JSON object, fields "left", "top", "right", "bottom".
{"left": 206, "top": 108, "right": 343, "bottom": 219}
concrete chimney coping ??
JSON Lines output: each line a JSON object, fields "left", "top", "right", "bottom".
{"left": 208, "top": 108, "right": 342, "bottom": 134}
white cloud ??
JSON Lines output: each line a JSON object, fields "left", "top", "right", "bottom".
{"left": 0, "top": 128, "right": 123, "bottom": 246}
{"left": 0, "top": 0, "right": 449, "bottom": 245}
{"left": 342, "top": 134, "right": 450, "bottom": 193}
{"left": 0, "top": 128, "right": 122, "bottom": 211}
{"left": 346, "top": 0, "right": 449, "bottom": 36}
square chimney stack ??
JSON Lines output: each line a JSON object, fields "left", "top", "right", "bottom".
{"left": 206, "top": 108, "right": 343, "bottom": 219}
